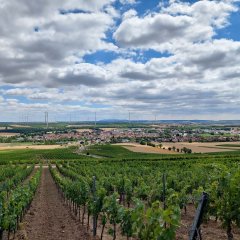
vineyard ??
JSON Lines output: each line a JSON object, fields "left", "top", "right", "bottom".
{"left": 0, "top": 145, "right": 240, "bottom": 239}
{"left": 0, "top": 164, "right": 41, "bottom": 239}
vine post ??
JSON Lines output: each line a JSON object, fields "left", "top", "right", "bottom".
{"left": 189, "top": 192, "right": 208, "bottom": 240}
{"left": 0, "top": 228, "right": 3, "bottom": 240}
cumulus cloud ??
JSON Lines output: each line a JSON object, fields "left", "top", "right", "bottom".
{"left": 162, "top": 0, "right": 236, "bottom": 28}
{"left": 183, "top": 39, "right": 240, "bottom": 70}
{"left": 120, "top": 0, "right": 137, "bottom": 5}
{"left": 114, "top": 14, "right": 211, "bottom": 48}
{"left": 114, "top": 0, "right": 237, "bottom": 50}
{"left": 0, "top": 0, "right": 116, "bottom": 87}
{"left": 0, "top": 0, "right": 240, "bottom": 121}
{"left": 3, "top": 88, "right": 36, "bottom": 96}
{"left": 47, "top": 63, "right": 110, "bottom": 87}
{"left": 122, "top": 9, "right": 138, "bottom": 20}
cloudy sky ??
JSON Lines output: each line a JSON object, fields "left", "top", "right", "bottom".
{"left": 0, "top": 0, "right": 240, "bottom": 122}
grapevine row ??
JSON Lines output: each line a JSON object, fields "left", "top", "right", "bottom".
{"left": 0, "top": 166, "right": 42, "bottom": 239}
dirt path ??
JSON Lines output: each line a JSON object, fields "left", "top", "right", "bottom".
{"left": 18, "top": 168, "right": 94, "bottom": 240}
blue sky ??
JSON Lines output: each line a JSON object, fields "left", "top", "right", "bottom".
{"left": 0, "top": 0, "right": 240, "bottom": 121}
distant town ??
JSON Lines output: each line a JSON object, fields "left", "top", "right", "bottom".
{"left": 0, "top": 123, "right": 239, "bottom": 147}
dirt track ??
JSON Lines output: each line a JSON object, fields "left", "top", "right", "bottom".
{"left": 19, "top": 168, "right": 94, "bottom": 240}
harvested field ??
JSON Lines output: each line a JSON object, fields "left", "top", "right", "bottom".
{"left": 0, "top": 132, "right": 19, "bottom": 137}
{"left": 216, "top": 143, "right": 240, "bottom": 147}
{"left": 67, "top": 125, "right": 92, "bottom": 128}
{"left": 100, "top": 128, "right": 117, "bottom": 131}
{"left": 0, "top": 143, "right": 64, "bottom": 151}
{"left": 10, "top": 124, "right": 31, "bottom": 128}
{"left": 76, "top": 128, "right": 117, "bottom": 131}
{"left": 115, "top": 143, "right": 180, "bottom": 154}
{"left": 76, "top": 128, "right": 93, "bottom": 132}
{"left": 162, "top": 141, "right": 240, "bottom": 153}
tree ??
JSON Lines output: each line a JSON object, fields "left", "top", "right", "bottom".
{"left": 187, "top": 149, "right": 192, "bottom": 154}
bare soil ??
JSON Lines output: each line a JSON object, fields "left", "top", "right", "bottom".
{"left": 115, "top": 143, "right": 179, "bottom": 154}
{"left": 16, "top": 168, "right": 95, "bottom": 240}
{"left": 116, "top": 141, "right": 240, "bottom": 154}
{"left": 10, "top": 125, "right": 31, "bottom": 128}
{"left": 162, "top": 141, "right": 240, "bottom": 153}
{"left": 0, "top": 132, "right": 20, "bottom": 137}
{"left": 0, "top": 144, "right": 64, "bottom": 151}
{"left": 75, "top": 128, "right": 93, "bottom": 133}
{"left": 177, "top": 204, "right": 240, "bottom": 240}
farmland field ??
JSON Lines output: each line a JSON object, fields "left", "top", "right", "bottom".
{"left": 0, "top": 145, "right": 240, "bottom": 240}
{"left": 0, "top": 143, "right": 65, "bottom": 151}
{"left": 216, "top": 144, "right": 240, "bottom": 148}
{"left": 0, "top": 133, "right": 19, "bottom": 137}
{"left": 114, "top": 143, "right": 180, "bottom": 154}
{"left": 113, "top": 142, "right": 240, "bottom": 154}
{"left": 162, "top": 141, "right": 240, "bottom": 153}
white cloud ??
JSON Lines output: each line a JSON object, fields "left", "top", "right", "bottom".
{"left": 114, "top": 0, "right": 237, "bottom": 50}
{"left": 3, "top": 88, "right": 36, "bottom": 96}
{"left": 0, "top": 0, "right": 240, "bottom": 120}
{"left": 120, "top": 0, "right": 137, "bottom": 5}
{"left": 3, "top": 37, "right": 240, "bottom": 119}
{"left": 0, "top": 0, "right": 116, "bottom": 87}
{"left": 163, "top": 0, "right": 236, "bottom": 28}
{"left": 122, "top": 9, "right": 138, "bottom": 20}
{"left": 46, "top": 63, "right": 112, "bottom": 87}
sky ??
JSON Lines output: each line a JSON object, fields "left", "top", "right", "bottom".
{"left": 0, "top": 0, "right": 240, "bottom": 122}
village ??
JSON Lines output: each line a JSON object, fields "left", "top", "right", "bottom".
{"left": 16, "top": 126, "right": 240, "bottom": 145}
